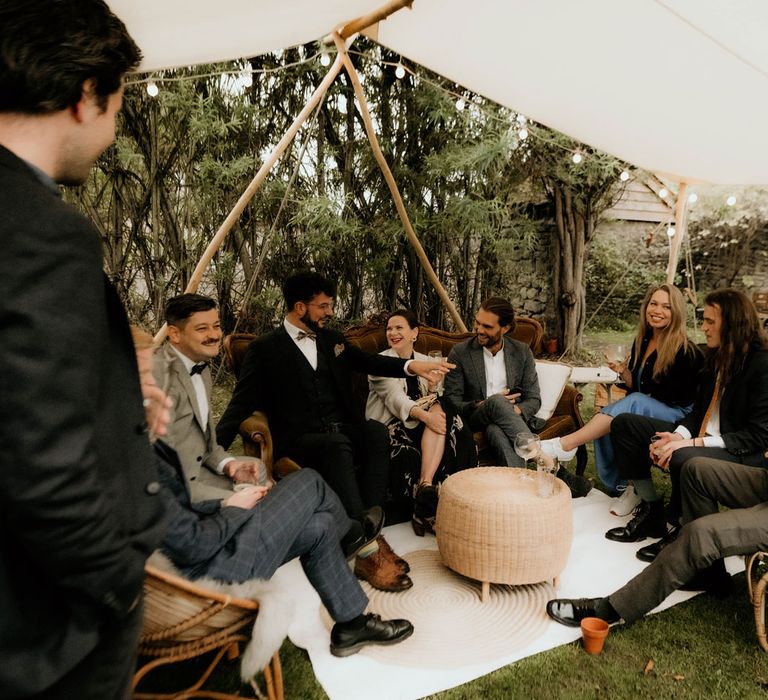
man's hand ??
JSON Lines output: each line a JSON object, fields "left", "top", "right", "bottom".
{"left": 499, "top": 388, "right": 522, "bottom": 415}
{"left": 225, "top": 458, "right": 270, "bottom": 486}
{"left": 649, "top": 431, "right": 684, "bottom": 470}
{"left": 409, "top": 359, "right": 455, "bottom": 382}
{"left": 224, "top": 485, "right": 270, "bottom": 509}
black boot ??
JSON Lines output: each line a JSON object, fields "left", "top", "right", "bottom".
{"left": 636, "top": 524, "right": 681, "bottom": 562}
{"left": 605, "top": 499, "right": 667, "bottom": 543}
{"left": 556, "top": 466, "right": 592, "bottom": 498}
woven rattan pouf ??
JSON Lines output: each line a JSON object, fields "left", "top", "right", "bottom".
{"left": 436, "top": 467, "right": 573, "bottom": 602}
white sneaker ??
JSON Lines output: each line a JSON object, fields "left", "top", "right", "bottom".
{"left": 540, "top": 437, "right": 577, "bottom": 462}
{"left": 610, "top": 487, "right": 642, "bottom": 516}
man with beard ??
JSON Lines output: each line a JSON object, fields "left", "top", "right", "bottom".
{"left": 217, "top": 271, "right": 452, "bottom": 591}
{"left": 162, "top": 294, "right": 269, "bottom": 501}
{"left": 0, "top": 2, "right": 166, "bottom": 696}
{"left": 444, "top": 296, "right": 591, "bottom": 495}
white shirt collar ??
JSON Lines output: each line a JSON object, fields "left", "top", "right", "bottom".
{"left": 284, "top": 318, "right": 315, "bottom": 340}
{"left": 169, "top": 344, "right": 196, "bottom": 371}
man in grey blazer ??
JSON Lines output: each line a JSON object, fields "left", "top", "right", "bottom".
{"left": 444, "top": 296, "right": 544, "bottom": 467}
{"left": 547, "top": 456, "right": 761, "bottom": 628}
{"left": 164, "top": 294, "right": 267, "bottom": 501}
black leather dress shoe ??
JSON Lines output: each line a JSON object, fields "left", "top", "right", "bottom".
{"left": 636, "top": 524, "right": 680, "bottom": 562}
{"left": 556, "top": 466, "right": 592, "bottom": 498}
{"left": 605, "top": 500, "right": 667, "bottom": 543}
{"left": 342, "top": 506, "right": 384, "bottom": 559}
{"left": 546, "top": 598, "right": 604, "bottom": 627}
{"left": 330, "top": 614, "right": 414, "bottom": 657}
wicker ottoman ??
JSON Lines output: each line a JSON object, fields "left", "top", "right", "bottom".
{"left": 436, "top": 467, "right": 573, "bottom": 602}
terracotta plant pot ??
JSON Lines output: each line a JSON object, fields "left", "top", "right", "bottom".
{"left": 580, "top": 617, "right": 609, "bottom": 655}
{"left": 544, "top": 337, "right": 559, "bottom": 354}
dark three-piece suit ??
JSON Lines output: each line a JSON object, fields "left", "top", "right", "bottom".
{"left": 217, "top": 325, "right": 407, "bottom": 518}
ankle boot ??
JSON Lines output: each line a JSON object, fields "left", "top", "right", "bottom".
{"left": 605, "top": 499, "right": 667, "bottom": 543}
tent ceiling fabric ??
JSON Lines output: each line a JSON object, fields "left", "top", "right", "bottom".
{"left": 109, "top": 0, "right": 768, "bottom": 185}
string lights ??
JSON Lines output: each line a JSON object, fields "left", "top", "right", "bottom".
{"left": 126, "top": 46, "right": 740, "bottom": 207}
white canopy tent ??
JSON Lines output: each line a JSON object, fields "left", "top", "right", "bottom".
{"left": 111, "top": 0, "right": 768, "bottom": 186}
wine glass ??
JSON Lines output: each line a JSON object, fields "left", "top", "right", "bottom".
{"left": 603, "top": 343, "right": 627, "bottom": 365}
{"left": 427, "top": 350, "right": 445, "bottom": 395}
{"left": 513, "top": 432, "right": 541, "bottom": 471}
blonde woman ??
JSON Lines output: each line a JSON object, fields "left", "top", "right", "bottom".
{"left": 542, "top": 284, "right": 703, "bottom": 514}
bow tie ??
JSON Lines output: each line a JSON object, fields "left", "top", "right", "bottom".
{"left": 189, "top": 362, "right": 208, "bottom": 376}
{"left": 296, "top": 330, "right": 317, "bottom": 341}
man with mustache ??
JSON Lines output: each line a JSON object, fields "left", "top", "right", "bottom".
{"left": 163, "top": 294, "right": 268, "bottom": 501}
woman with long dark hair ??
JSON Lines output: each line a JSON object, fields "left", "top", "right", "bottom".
{"left": 366, "top": 310, "right": 477, "bottom": 535}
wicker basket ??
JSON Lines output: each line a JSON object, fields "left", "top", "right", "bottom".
{"left": 436, "top": 467, "right": 573, "bottom": 600}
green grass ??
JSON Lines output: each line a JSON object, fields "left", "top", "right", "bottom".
{"left": 142, "top": 341, "right": 768, "bottom": 699}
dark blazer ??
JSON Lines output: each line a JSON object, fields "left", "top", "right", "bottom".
{"left": 216, "top": 324, "right": 407, "bottom": 453}
{"left": 678, "top": 347, "right": 768, "bottom": 464}
{"left": 0, "top": 145, "right": 166, "bottom": 696}
{"left": 622, "top": 335, "right": 704, "bottom": 408}
{"left": 444, "top": 336, "right": 542, "bottom": 423}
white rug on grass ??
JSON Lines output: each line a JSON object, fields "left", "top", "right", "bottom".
{"left": 270, "top": 488, "right": 745, "bottom": 700}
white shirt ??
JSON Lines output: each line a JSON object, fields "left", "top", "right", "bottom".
{"left": 284, "top": 318, "right": 318, "bottom": 370}
{"left": 483, "top": 342, "right": 507, "bottom": 397}
{"left": 674, "top": 400, "right": 724, "bottom": 448}
{"left": 170, "top": 345, "right": 233, "bottom": 473}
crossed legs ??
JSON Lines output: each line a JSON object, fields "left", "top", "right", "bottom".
{"left": 469, "top": 394, "right": 529, "bottom": 467}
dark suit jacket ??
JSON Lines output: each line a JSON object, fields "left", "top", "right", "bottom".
{"left": 678, "top": 347, "right": 768, "bottom": 464}
{"left": 0, "top": 145, "right": 166, "bottom": 696}
{"left": 444, "top": 336, "right": 542, "bottom": 425}
{"left": 216, "top": 324, "right": 406, "bottom": 453}
{"left": 621, "top": 334, "right": 703, "bottom": 408}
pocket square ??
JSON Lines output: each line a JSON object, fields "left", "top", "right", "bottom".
{"left": 334, "top": 343, "right": 345, "bottom": 357}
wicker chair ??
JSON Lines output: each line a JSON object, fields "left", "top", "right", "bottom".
{"left": 223, "top": 317, "right": 588, "bottom": 474}
{"left": 132, "top": 565, "right": 284, "bottom": 700}
{"left": 745, "top": 551, "right": 768, "bottom": 652}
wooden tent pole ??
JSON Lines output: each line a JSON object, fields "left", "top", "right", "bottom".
{"left": 666, "top": 181, "right": 688, "bottom": 284}
{"left": 337, "top": 0, "right": 414, "bottom": 39}
{"left": 153, "top": 53, "right": 345, "bottom": 344}
{"left": 332, "top": 32, "right": 468, "bottom": 332}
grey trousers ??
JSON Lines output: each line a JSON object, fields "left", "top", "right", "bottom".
{"left": 469, "top": 394, "right": 530, "bottom": 467}
{"left": 609, "top": 457, "right": 768, "bottom": 622}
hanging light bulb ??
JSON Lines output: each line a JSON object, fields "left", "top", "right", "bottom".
{"left": 658, "top": 187, "right": 669, "bottom": 199}
{"left": 518, "top": 127, "right": 528, "bottom": 140}
{"left": 726, "top": 195, "right": 737, "bottom": 206}
{"left": 395, "top": 63, "right": 405, "bottom": 79}
{"left": 241, "top": 71, "right": 253, "bottom": 88}
{"left": 619, "top": 170, "right": 630, "bottom": 182}
{"left": 667, "top": 226, "right": 676, "bottom": 237}
{"left": 516, "top": 113, "right": 527, "bottom": 125}
{"left": 572, "top": 151, "right": 583, "bottom": 164}
{"left": 688, "top": 193, "right": 698, "bottom": 204}
{"left": 146, "top": 80, "right": 159, "bottom": 97}
{"left": 455, "top": 98, "right": 465, "bottom": 111}
{"left": 320, "top": 52, "right": 331, "bottom": 67}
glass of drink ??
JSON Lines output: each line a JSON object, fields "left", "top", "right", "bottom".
{"left": 536, "top": 454, "right": 557, "bottom": 497}
{"left": 427, "top": 350, "right": 445, "bottom": 395}
{"left": 514, "top": 432, "right": 541, "bottom": 463}
{"left": 603, "top": 344, "right": 627, "bottom": 365}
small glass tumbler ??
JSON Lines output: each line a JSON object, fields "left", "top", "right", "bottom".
{"left": 427, "top": 350, "right": 445, "bottom": 395}
{"left": 536, "top": 454, "right": 557, "bottom": 497}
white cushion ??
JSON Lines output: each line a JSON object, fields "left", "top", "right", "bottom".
{"left": 534, "top": 360, "right": 572, "bottom": 421}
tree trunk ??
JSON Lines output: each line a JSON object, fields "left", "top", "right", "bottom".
{"left": 552, "top": 184, "right": 593, "bottom": 355}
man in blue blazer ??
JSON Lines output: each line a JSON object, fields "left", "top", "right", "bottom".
{"left": 0, "top": 2, "right": 165, "bottom": 697}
